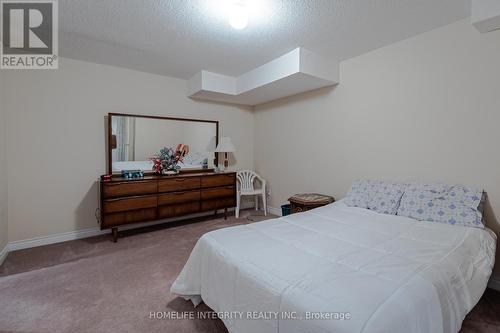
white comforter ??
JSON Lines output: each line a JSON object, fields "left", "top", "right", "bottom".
{"left": 171, "top": 201, "right": 496, "bottom": 333}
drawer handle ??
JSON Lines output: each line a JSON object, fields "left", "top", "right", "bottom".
{"left": 105, "top": 195, "right": 155, "bottom": 202}
{"left": 106, "top": 183, "right": 130, "bottom": 187}
{"left": 211, "top": 175, "right": 231, "bottom": 179}
{"left": 106, "top": 197, "right": 131, "bottom": 202}
{"left": 173, "top": 178, "right": 196, "bottom": 182}
{"left": 173, "top": 191, "right": 187, "bottom": 195}
{"left": 106, "top": 182, "right": 153, "bottom": 187}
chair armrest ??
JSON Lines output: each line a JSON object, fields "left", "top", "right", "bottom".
{"left": 254, "top": 173, "right": 264, "bottom": 183}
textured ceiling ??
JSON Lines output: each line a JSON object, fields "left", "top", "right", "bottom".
{"left": 59, "top": 0, "right": 470, "bottom": 79}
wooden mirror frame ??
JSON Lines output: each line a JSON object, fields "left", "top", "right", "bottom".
{"left": 107, "top": 113, "right": 219, "bottom": 175}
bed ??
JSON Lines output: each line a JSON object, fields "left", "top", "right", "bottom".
{"left": 171, "top": 200, "right": 496, "bottom": 333}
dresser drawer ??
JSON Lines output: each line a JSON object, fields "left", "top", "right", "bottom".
{"left": 158, "top": 177, "right": 201, "bottom": 193}
{"left": 158, "top": 202, "right": 200, "bottom": 218}
{"left": 201, "top": 186, "right": 235, "bottom": 200}
{"left": 102, "top": 208, "right": 157, "bottom": 227}
{"left": 158, "top": 190, "right": 200, "bottom": 205}
{"left": 102, "top": 181, "right": 157, "bottom": 199}
{"left": 103, "top": 195, "right": 157, "bottom": 214}
{"left": 201, "top": 174, "right": 235, "bottom": 188}
{"left": 201, "top": 197, "right": 236, "bottom": 211}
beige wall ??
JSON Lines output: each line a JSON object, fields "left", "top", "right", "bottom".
{"left": 2, "top": 58, "right": 254, "bottom": 242}
{"left": 0, "top": 70, "right": 8, "bottom": 252}
{"left": 254, "top": 20, "right": 500, "bottom": 276}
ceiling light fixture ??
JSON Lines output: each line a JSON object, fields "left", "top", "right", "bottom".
{"left": 228, "top": 2, "right": 248, "bottom": 30}
{"left": 206, "top": 0, "right": 271, "bottom": 30}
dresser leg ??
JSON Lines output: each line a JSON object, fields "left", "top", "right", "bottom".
{"left": 224, "top": 208, "right": 227, "bottom": 220}
{"left": 112, "top": 227, "right": 118, "bottom": 243}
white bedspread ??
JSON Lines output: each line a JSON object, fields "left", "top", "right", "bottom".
{"left": 171, "top": 201, "right": 496, "bottom": 333}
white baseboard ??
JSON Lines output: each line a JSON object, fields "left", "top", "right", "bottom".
{"left": 268, "top": 206, "right": 282, "bottom": 216}
{"left": 5, "top": 201, "right": 268, "bottom": 255}
{"left": 488, "top": 276, "right": 500, "bottom": 291}
{"left": 7, "top": 204, "right": 258, "bottom": 253}
{"left": 8, "top": 227, "right": 108, "bottom": 252}
{"left": 0, "top": 243, "right": 9, "bottom": 266}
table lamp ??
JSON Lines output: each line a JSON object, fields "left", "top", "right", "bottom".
{"left": 215, "top": 137, "right": 236, "bottom": 171}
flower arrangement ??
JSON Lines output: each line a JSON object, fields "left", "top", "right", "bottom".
{"left": 150, "top": 144, "right": 189, "bottom": 175}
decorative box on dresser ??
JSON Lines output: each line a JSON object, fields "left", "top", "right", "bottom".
{"left": 100, "top": 172, "right": 236, "bottom": 242}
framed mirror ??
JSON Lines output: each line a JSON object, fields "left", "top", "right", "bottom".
{"left": 107, "top": 113, "right": 219, "bottom": 174}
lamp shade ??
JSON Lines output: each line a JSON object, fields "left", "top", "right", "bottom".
{"left": 215, "top": 137, "right": 236, "bottom": 153}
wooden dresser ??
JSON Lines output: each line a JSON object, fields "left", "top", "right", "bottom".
{"left": 100, "top": 172, "right": 236, "bottom": 242}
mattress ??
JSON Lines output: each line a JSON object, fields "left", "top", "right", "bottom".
{"left": 171, "top": 200, "right": 496, "bottom": 333}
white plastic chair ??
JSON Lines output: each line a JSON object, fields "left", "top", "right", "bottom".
{"left": 236, "top": 170, "right": 267, "bottom": 218}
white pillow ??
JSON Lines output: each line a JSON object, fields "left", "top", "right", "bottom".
{"left": 344, "top": 180, "right": 406, "bottom": 215}
{"left": 397, "top": 183, "right": 484, "bottom": 228}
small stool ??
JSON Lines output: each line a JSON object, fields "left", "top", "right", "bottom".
{"left": 288, "top": 193, "right": 335, "bottom": 214}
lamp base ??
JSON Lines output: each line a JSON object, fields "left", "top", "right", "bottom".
{"left": 224, "top": 152, "right": 229, "bottom": 171}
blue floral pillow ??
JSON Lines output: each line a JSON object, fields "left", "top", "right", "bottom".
{"left": 397, "top": 183, "right": 484, "bottom": 228}
{"left": 345, "top": 180, "right": 406, "bottom": 215}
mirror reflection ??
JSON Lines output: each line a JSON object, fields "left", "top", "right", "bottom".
{"left": 110, "top": 115, "right": 217, "bottom": 173}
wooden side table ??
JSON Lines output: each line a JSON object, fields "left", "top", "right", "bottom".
{"left": 288, "top": 193, "right": 335, "bottom": 214}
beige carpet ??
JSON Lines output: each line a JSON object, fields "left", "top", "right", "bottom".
{"left": 0, "top": 210, "right": 499, "bottom": 333}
